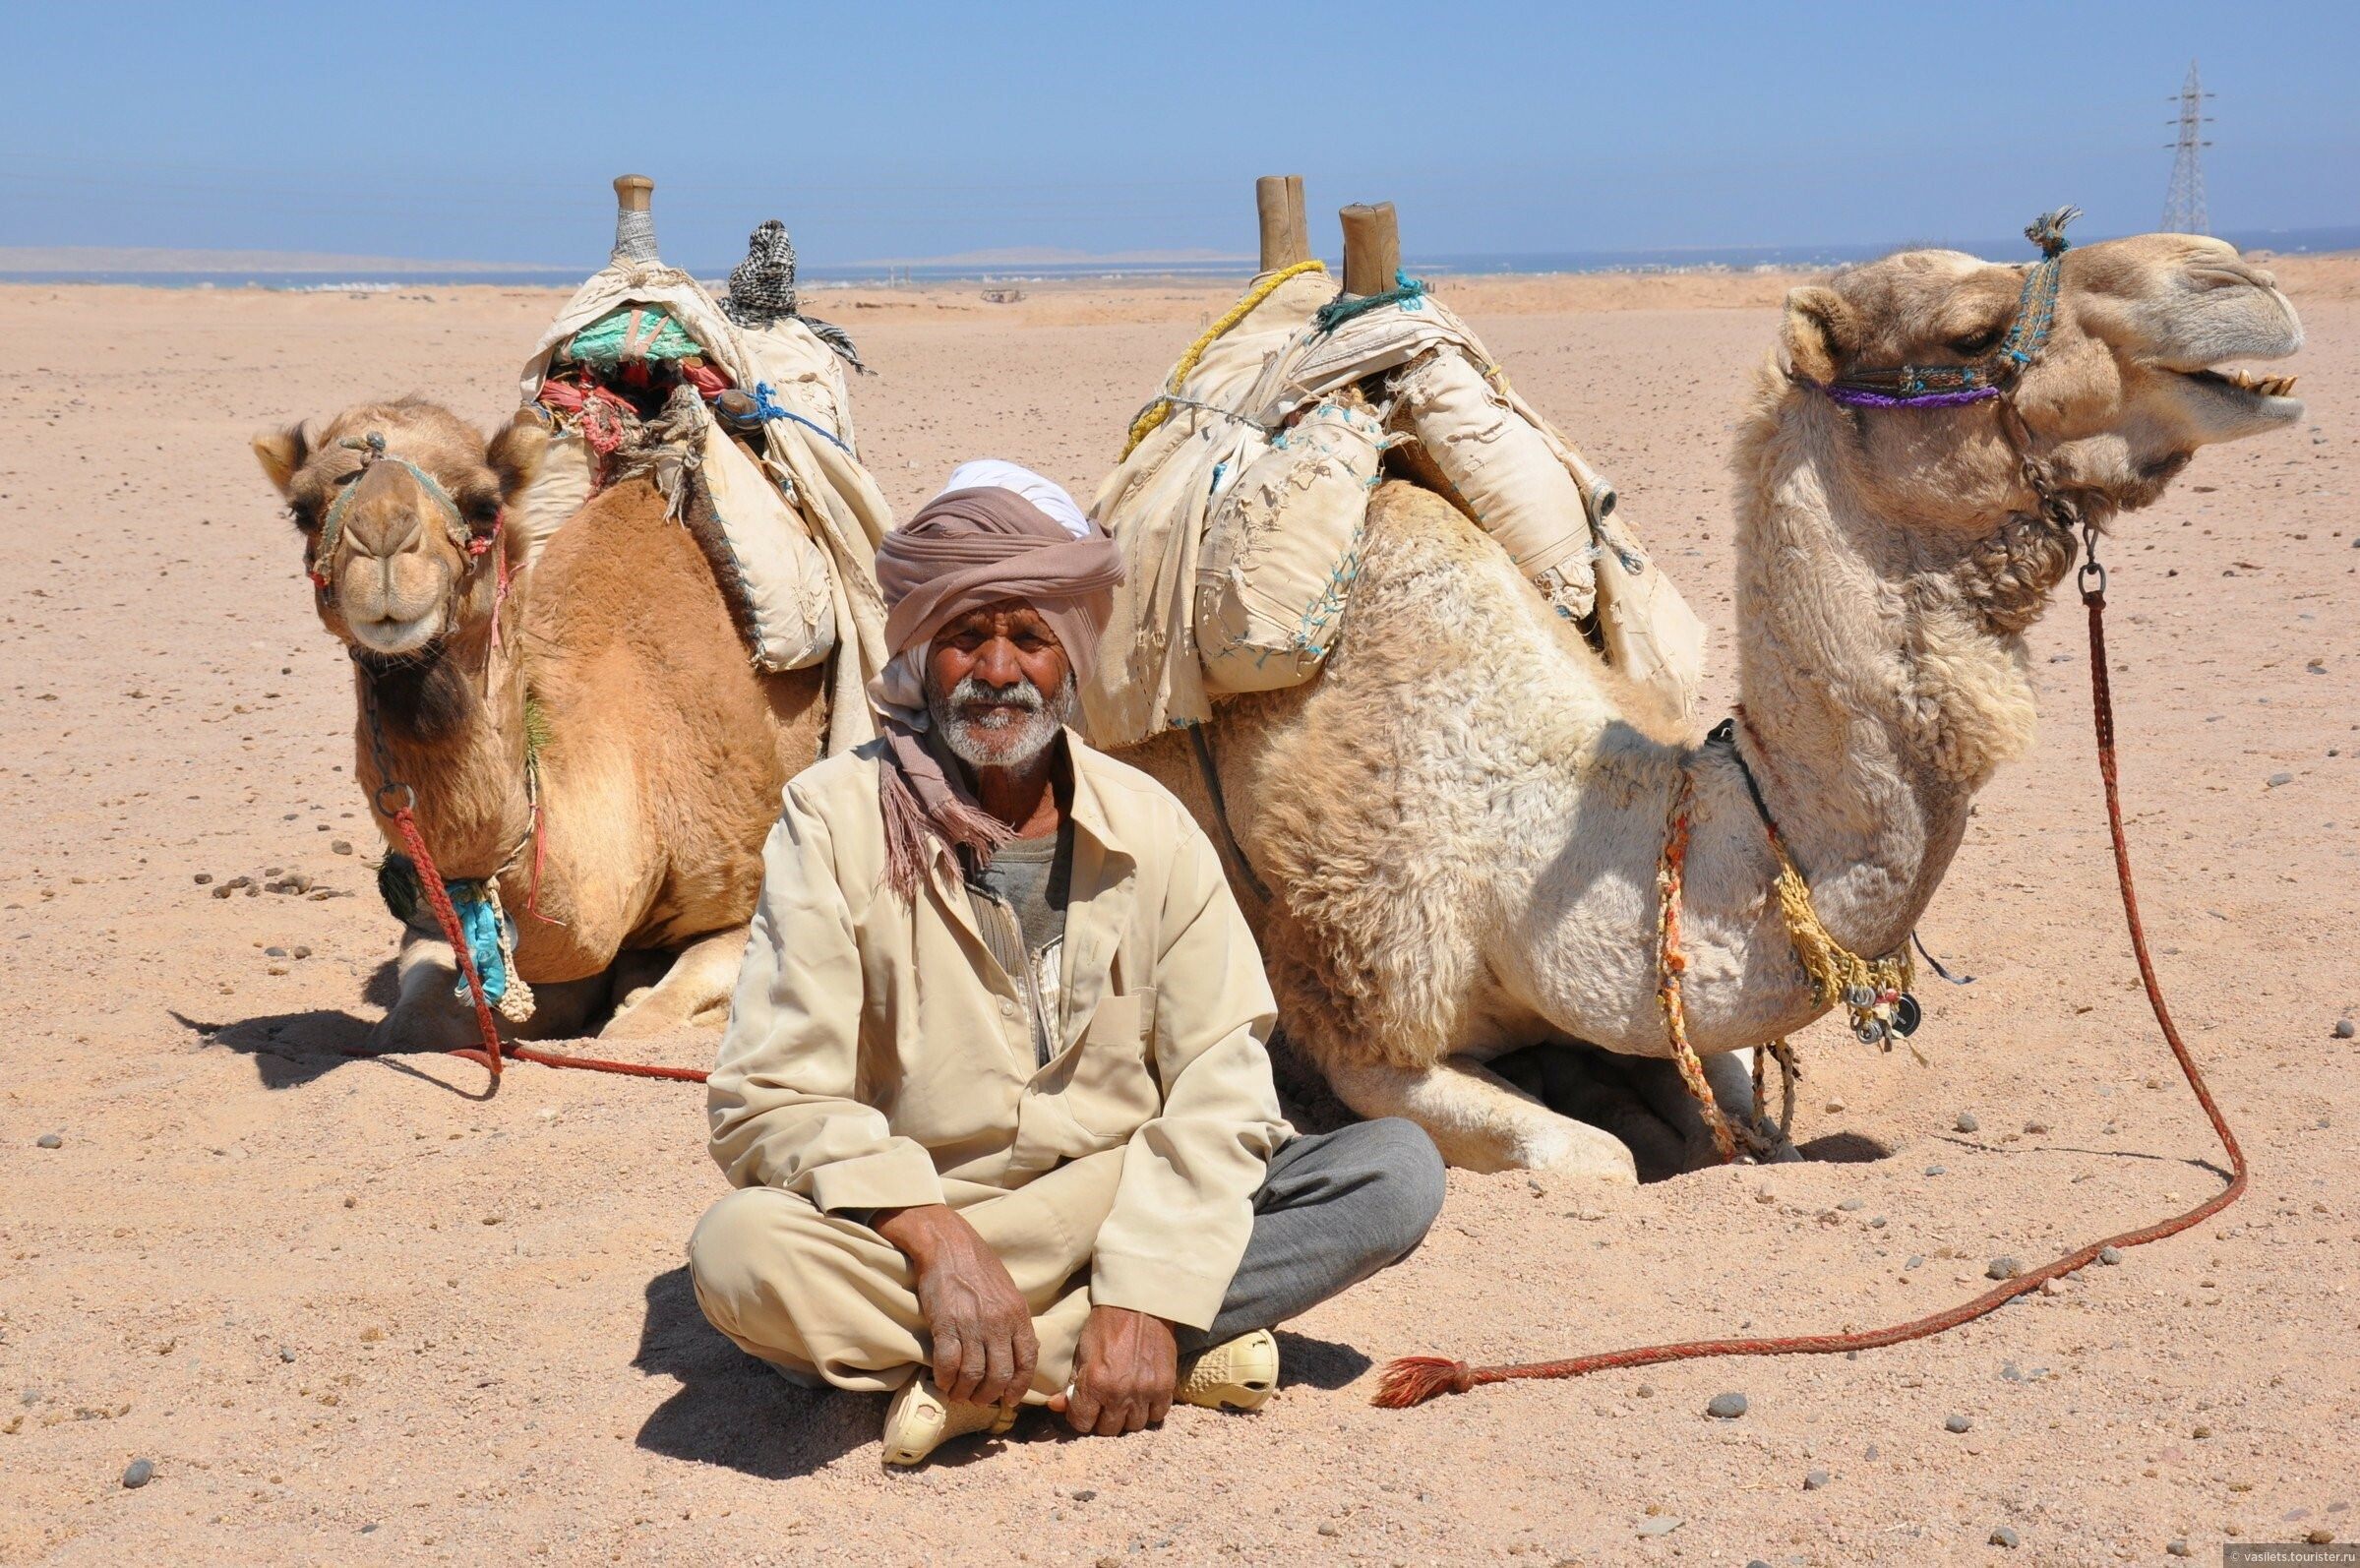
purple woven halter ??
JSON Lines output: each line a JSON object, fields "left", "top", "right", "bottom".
{"left": 1820, "top": 383, "right": 2001, "bottom": 409}
{"left": 1810, "top": 207, "right": 2079, "bottom": 410}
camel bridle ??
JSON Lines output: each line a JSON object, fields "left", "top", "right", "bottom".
{"left": 310, "top": 430, "right": 505, "bottom": 606}
{"left": 1799, "top": 205, "right": 2105, "bottom": 596}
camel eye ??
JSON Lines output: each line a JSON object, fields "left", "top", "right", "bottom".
{"left": 288, "top": 500, "right": 323, "bottom": 533}
{"left": 1949, "top": 323, "right": 2005, "bottom": 356}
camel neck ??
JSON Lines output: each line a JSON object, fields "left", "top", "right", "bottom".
{"left": 1725, "top": 394, "right": 2038, "bottom": 958}
{"left": 354, "top": 621, "right": 532, "bottom": 879}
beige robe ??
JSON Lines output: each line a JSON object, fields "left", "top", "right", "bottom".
{"left": 692, "top": 731, "right": 1291, "bottom": 1393}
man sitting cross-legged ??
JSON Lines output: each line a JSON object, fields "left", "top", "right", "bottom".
{"left": 688, "top": 459, "right": 1445, "bottom": 1466}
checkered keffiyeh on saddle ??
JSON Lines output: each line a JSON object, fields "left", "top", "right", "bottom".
{"left": 723, "top": 219, "right": 867, "bottom": 375}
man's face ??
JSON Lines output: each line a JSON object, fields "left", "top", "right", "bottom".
{"left": 924, "top": 599, "right": 1077, "bottom": 771}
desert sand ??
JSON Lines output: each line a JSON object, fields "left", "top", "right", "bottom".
{"left": 1, "top": 259, "right": 2354, "bottom": 1566}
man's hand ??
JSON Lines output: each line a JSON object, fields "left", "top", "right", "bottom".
{"left": 1048, "top": 1305, "right": 1177, "bottom": 1436}
{"left": 872, "top": 1204, "right": 1038, "bottom": 1411}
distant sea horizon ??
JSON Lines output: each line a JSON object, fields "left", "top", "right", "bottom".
{"left": 5, "top": 224, "right": 2354, "bottom": 291}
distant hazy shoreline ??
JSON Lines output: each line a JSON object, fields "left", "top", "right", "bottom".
{"left": 6, "top": 225, "right": 2354, "bottom": 291}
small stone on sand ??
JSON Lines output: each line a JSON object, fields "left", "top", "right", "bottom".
{"left": 1706, "top": 1392, "right": 1748, "bottom": 1419}
{"left": 2334, "top": 1019, "right": 2355, "bottom": 1040}
{"left": 331, "top": 839, "right": 354, "bottom": 856}
{"left": 1987, "top": 1256, "right": 2022, "bottom": 1280}
{"left": 121, "top": 1459, "right": 153, "bottom": 1489}
{"left": 2166, "top": 1541, "right": 2191, "bottom": 1557}
{"left": 2099, "top": 1245, "right": 2123, "bottom": 1264}
{"left": 1924, "top": 1164, "right": 1946, "bottom": 1176}
{"left": 1989, "top": 1525, "right": 2019, "bottom": 1548}
{"left": 1956, "top": 1112, "right": 1979, "bottom": 1132}
{"left": 35, "top": 1132, "right": 62, "bottom": 1149}
{"left": 1635, "top": 1517, "right": 1683, "bottom": 1538}
{"left": 1802, "top": 1470, "right": 1830, "bottom": 1490}
{"left": 1839, "top": 1198, "right": 1864, "bottom": 1211}
{"left": 1945, "top": 1414, "right": 1973, "bottom": 1433}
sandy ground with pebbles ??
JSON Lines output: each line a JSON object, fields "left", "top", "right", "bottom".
{"left": 1, "top": 258, "right": 2355, "bottom": 1567}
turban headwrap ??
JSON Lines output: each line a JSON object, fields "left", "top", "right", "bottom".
{"left": 868, "top": 463, "right": 1123, "bottom": 900}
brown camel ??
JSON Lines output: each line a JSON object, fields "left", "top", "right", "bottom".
{"left": 1113, "top": 232, "right": 2304, "bottom": 1178}
{"left": 254, "top": 399, "right": 826, "bottom": 1049}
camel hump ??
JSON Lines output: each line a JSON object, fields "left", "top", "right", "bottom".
{"left": 1364, "top": 478, "right": 1505, "bottom": 566}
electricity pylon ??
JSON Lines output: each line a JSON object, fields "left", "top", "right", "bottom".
{"left": 2162, "top": 60, "right": 2214, "bottom": 235}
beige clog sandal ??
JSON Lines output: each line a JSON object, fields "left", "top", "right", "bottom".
{"left": 880, "top": 1377, "right": 1019, "bottom": 1467}
{"left": 1176, "top": 1328, "right": 1280, "bottom": 1412}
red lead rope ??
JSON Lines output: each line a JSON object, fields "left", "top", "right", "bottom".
{"left": 1373, "top": 585, "right": 2250, "bottom": 1408}
{"left": 388, "top": 802, "right": 708, "bottom": 1088}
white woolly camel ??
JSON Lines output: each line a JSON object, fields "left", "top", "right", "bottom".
{"left": 1119, "top": 232, "right": 2304, "bottom": 1179}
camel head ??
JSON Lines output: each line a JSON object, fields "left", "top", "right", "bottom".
{"left": 253, "top": 398, "right": 546, "bottom": 658}
{"left": 1779, "top": 230, "right": 2303, "bottom": 532}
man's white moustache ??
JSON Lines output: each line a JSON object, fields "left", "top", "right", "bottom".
{"left": 952, "top": 677, "right": 1044, "bottom": 710}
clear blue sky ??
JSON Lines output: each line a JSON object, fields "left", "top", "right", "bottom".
{"left": 8, "top": 0, "right": 2355, "bottom": 267}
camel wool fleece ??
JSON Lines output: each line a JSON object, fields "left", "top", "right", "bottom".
{"left": 702, "top": 728, "right": 1293, "bottom": 1335}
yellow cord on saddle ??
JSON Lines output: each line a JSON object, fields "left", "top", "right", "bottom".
{"left": 1119, "top": 259, "right": 1328, "bottom": 460}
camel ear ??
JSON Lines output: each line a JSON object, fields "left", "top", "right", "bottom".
{"left": 251, "top": 422, "right": 311, "bottom": 497}
{"left": 1781, "top": 286, "right": 1856, "bottom": 384}
{"left": 485, "top": 412, "right": 549, "bottom": 504}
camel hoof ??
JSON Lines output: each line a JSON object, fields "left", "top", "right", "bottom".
{"left": 365, "top": 1005, "right": 487, "bottom": 1055}
{"left": 1528, "top": 1123, "right": 1640, "bottom": 1185}
{"left": 600, "top": 997, "right": 697, "bottom": 1040}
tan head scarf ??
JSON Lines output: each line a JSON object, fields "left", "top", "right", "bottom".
{"left": 869, "top": 475, "right": 1123, "bottom": 900}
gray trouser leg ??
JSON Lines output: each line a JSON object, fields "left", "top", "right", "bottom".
{"left": 1171, "top": 1117, "right": 1446, "bottom": 1357}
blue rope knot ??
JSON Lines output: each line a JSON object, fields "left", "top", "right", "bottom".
{"left": 446, "top": 879, "right": 514, "bottom": 1008}
{"left": 751, "top": 382, "right": 852, "bottom": 452}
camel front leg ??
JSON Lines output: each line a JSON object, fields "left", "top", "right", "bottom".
{"left": 1613, "top": 1048, "right": 1803, "bottom": 1171}
{"left": 367, "top": 926, "right": 610, "bottom": 1051}
{"left": 366, "top": 927, "right": 487, "bottom": 1054}
{"left": 1322, "top": 1054, "right": 1638, "bottom": 1183}
{"left": 601, "top": 927, "right": 749, "bottom": 1038}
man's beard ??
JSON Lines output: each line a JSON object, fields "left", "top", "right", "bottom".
{"left": 928, "top": 667, "right": 1077, "bottom": 771}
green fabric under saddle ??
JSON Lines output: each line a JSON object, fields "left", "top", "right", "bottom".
{"left": 564, "top": 303, "right": 703, "bottom": 368}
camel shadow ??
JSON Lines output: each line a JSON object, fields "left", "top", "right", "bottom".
{"left": 170, "top": 998, "right": 379, "bottom": 1091}
{"left": 633, "top": 1267, "right": 871, "bottom": 1479}
{"left": 171, "top": 961, "right": 507, "bottom": 1098}
{"left": 1797, "top": 1131, "right": 1894, "bottom": 1164}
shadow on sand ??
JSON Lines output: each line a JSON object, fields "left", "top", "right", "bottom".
{"left": 633, "top": 1267, "right": 872, "bottom": 1479}
{"left": 631, "top": 1266, "right": 1378, "bottom": 1476}
{"left": 171, "top": 961, "right": 498, "bottom": 1098}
